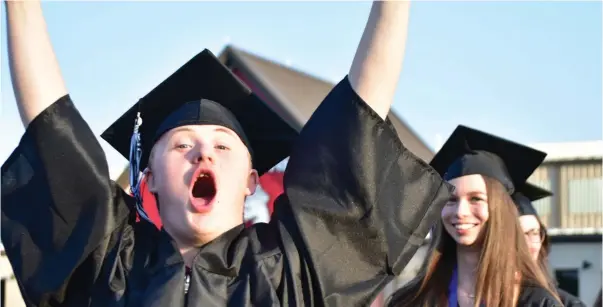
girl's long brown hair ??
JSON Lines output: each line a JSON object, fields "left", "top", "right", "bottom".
{"left": 387, "top": 176, "right": 560, "bottom": 307}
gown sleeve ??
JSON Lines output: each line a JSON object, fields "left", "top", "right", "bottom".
{"left": 557, "top": 288, "right": 586, "bottom": 307}
{"left": 518, "top": 285, "right": 565, "bottom": 307}
{"left": 1, "top": 95, "right": 132, "bottom": 306}
{"left": 271, "top": 76, "right": 453, "bottom": 306}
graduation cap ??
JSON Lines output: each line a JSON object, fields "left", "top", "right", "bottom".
{"left": 101, "top": 49, "right": 298, "bottom": 176}
{"left": 101, "top": 49, "right": 298, "bottom": 222}
{"left": 512, "top": 182, "right": 553, "bottom": 216}
{"left": 429, "top": 125, "right": 547, "bottom": 194}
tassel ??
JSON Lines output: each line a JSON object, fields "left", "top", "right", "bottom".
{"left": 129, "top": 111, "right": 151, "bottom": 223}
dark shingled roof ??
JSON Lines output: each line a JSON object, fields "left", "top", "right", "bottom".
{"left": 219, "top": 45, "right": 434, "bottom": 162}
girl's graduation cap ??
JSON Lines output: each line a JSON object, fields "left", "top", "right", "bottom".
{"left": 101, "top": 49, "right": 298, "bottom": 176}
{"left": 429, "top": 125, "right": 547, "bottom": 194}
{"left": 512, "top": 183, "right": 553, "bottom": 216}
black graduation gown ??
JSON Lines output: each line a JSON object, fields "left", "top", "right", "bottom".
{"left": 450, "top": 285, "right": 564, "bottom": 307}
{"left": 557, "top": 288, "right": 586, "bottom": 307}
{"left": 1, "top": 77, "right": 452, "bottom": 307}
{"left": 516, "top": 284, "right": 567, "bottom": 307}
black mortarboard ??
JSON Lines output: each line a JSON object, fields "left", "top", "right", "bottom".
{"left": 101, "top": 49, "right": 298, "bottom": 176}
{"left": 512, "top": 183, "right": 553, "bottom": 216}
{"left": 429, "top": 125, "right": 547, "bottom": 194}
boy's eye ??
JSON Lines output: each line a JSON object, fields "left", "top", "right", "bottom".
{"left": 176, "top": 144, "right": 192, "bottom": 149}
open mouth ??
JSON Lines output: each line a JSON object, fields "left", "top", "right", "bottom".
{"left": 190, "top": 170, "right": 217, "bottom": 213}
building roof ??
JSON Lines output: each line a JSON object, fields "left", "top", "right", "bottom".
{"left": 219, "top": 45, "right": 434, "bottom": 162}
{"left": 114, "top": 46, "right": 435, "bottom": 184}
{"left": 548, "top": 228, "right": 603, "bottom": 243}
{"left": 547, "top": 227, "right": 603, "bottom": 236}
{"left": 423, "top": 228, "right": 603, "bottom": 244}
{"left": 530, "top": 140, "right": 603, "bottom": 163}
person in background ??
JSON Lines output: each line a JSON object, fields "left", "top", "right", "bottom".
{"left": 1, "top": 1, "right": 453, "bottom": 306}
{"left": 593, "top": 288, "right": 601, "bottom": 307}
{"left": 387, "top": 125, "right": 562, "bottom": 307}
{"left": 513, "top": 184, "right": 587, "bottom": 307}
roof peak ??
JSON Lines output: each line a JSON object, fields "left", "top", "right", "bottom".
{"left": 220, "top": 44, "right": 435, "bottom": 162}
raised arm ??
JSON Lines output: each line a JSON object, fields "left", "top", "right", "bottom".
{"left": 268, "top": 1, "right": 453, "bottom": 306}
{"left": 1, "top": 2, "right": 132, "bottom": 305}
{"left": 6, "top": 0, "right": 67, "bottom": 127}
{"left": 348, "top": 1, "right": 410, "bottom": 119}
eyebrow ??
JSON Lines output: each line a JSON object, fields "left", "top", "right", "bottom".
{"left": 451, "top": 191, "right": 487, "bottom": 198}
{"left": 525, "top": 228, "right": 541, "bottom": 232}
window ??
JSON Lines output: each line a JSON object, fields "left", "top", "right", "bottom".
{"left": 555, "top": 269, "right": 580, "bottom": 297}
{"left": 568, "top": 178, "right": 602, "bottom": 214}
{"left": 529, "top": 179, "right": 553, "bottom": 216}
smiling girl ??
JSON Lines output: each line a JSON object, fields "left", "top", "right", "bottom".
{"left": 387, "top": 125, "right": 562, "bottom": 307}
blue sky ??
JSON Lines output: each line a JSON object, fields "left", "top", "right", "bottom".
{"left": 1, "top": 1, "right": 601, "bottom": 178}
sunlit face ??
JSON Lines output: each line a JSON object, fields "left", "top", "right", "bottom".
{"left": 441, "top": 174, "right": 490, "bottom": 247}
{"left": 147, "top": 124, "right": 258, "bottom": 247}
{"left": 519, "top": 215, "right": 543, "bottom": 260}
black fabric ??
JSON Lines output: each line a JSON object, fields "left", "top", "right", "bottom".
{"left": 513, "top": 182, "right": 553, "bottom": 217}
{"left": 1, "top": 76, "right": 452, "bottom": 307}
{"left": 101, "top": 49, "right": 298, "bottom": 175}
{"left": 430, "top": 125, "right": 547, "bottom": 195}
{"left": 154, "top": 99, "right": 251, "bottom": 156}
{"left": 516, "top": 284, "right": 565, "bottom": 307}
{"left": 514, "top": 193, "right": 539, "bottom": 216}
{"left": 557, "top": 287, "right": 587, "bottom": 307}
{"left": 444, "top": 150, "right": 514, "bottom": 192}
{"left": 401, "top": 283, "right": 563, "bottom": 306}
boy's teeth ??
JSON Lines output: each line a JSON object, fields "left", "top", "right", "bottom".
{"left": 455, "top": 224, "right": 475, "bottom": 230}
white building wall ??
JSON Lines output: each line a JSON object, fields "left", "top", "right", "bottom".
{"left": 548, "top": 241, "right": 602, "bottom": 307}
{"left": 1, "top": 253, "right": 26, "bottom": 307}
